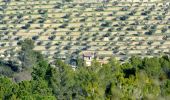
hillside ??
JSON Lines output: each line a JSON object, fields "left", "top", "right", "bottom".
{"left": 1, "top": 0, "right": 170, "bottom": 99}
{"left": 0, "top": 0, "right": 170, "bottom": 65}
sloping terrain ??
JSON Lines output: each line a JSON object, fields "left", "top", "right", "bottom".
{"left": 0, "top": 0, "right": 170, "bottom": 63}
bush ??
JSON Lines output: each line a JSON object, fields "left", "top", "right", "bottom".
{"left": 145, "top": 30, "right": 154, "bottom": 35}
{"left": 38, "top": 9, "right": 47, "bottom": 14}
{"left": 32, "top": 36, "right": 39, "bottom": 40}
{"left": 21, "top": 24, "right": 30, "bottom": 29}
{"left": 45, "top": 42, "right": 51, "bottom": 50}
{"left": 101, "top": 21, "right": 111, "bottom": 27}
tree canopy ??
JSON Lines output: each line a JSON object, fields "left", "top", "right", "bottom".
{"left": 0, "top": 40, "right": 170, "bottom": 99}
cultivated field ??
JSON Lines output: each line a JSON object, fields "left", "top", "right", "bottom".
{"left": 0, "top": 0, "right": 169, "bottom": 63}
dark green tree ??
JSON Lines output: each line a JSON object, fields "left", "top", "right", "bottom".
{"left": 18, "top": 39, "right": 36, "bottom": 70}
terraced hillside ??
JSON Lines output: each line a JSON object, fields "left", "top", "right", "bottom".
{"left": 0, "top": 0, "right": 170, "bottom": 65}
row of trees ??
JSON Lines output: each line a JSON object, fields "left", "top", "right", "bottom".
{"left": 1, "top": 55, "right": 170, "bottom": 99}
{"left": 0, "top": 39, "right": 170, "bottom": 99}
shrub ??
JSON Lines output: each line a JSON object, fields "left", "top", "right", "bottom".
{"left": 45, "top": 42, "right": 52, "bottom": 50}
{"left": 21, "top": 24, "right": 30, "bottom": 29}
{"left": 59, "top": 23, "right": 68, "bottom": 28}
{"left": 48, "top": 35, "right": 56, "bottom": 40}
{"left": 101, "top": 21, "right": 111, "bottom": 27}
{"left": 38, "top": 9, "right": 47, "bottom": 14}
{"left": 32, "top": 36, "right": 39, "bottom": 40}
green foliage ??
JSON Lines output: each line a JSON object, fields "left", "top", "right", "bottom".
{"left": 32, "top": 60, "right": 49, "bottom": 80}
{"left": 18, "top": 39, "right": 36, "bottom": 70}
{"left": 143, "top": 57, "right": 162, "bottom": 77}
{"left": 62, "top": 0, "right": 73, "bottom": 3}
{"left": 0, "top": 76, "right": 18, "bottom": 100}
{"left": 48, "top": 59, "right": 76, "bottom": 99}
{"left": 0, "top": 64, "right": 14, "bottom": 77}
{"left": 0, "top": 59, "right": 17, "bottom": 77}
{"left": 77, "top": 58, "right": 85, "bottom": 67}
{"left": 130, "top": 56, "right": 143, "bottom": 68}
{"left": 1, "top": 49, "right": 170, "bottom": 99}
{"left": 20, "top": 39, "right": 34, "bottom": 51}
